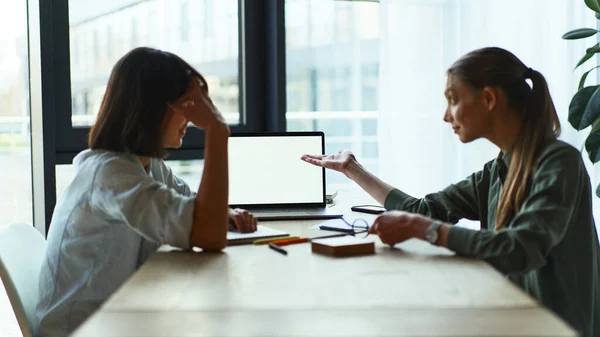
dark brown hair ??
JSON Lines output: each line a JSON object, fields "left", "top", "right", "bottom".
{"left": 88, "top": 47, "right": 206, "bottom": 157}
{"left": 448, "top": 47, "right": 560, "bottom": 230}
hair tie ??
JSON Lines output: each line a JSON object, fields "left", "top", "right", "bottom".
{"left": 524, "top": 67, "right": 534, "bottom": 79}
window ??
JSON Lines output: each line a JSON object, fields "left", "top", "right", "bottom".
{"left": 181, "top": 1, "right": 189, "bottom": 42}
{"left": 56, "top": 160, "right": 203, "bottom": 200}
{"left": 0, "top": 0, "right": 32, "bottom": 227}
{"left": 130, "top": 18, "right": 138, "bottom": 47}
{"left": 287, "top": 0, "right": 599, "bottom": 232}
{"left": 54, "top": 0, "right": 244, "bottom": 218}
{"left": 375, "top": 0, "right": 596, "bottom": 199}
{"left": 68, "top": 0, "right": 240, "bottom": 128}
{"left": 203, "top": 0, "right": 215, "bottom": 38}
{"left": 285, "top": 0, "right": 380, "bottom": 189}
{"left": 106, "top": 25, "right": 112, "bottom": 60}
{"left": 2, "top": 0, "right": 38, "bottom": 324}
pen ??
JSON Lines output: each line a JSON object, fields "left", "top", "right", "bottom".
{"left": 268, "top": 243, "right": 288, "bottom": 255}
{"left": 310, "top": 233, "right": 350, "bottom": 241}
{"left": 318, "top": 225, "right": 355, "bottom": 234}
{"left": 253, "top": 236, "right": 298, "bottom": 245}
{"left": 270, "top": 237, "right": 308, "bottom": 246}
{"left": 275, "top": 238, "right": 309, "bottom": 246}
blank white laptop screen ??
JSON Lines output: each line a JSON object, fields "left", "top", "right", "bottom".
{"left": 228, "top": 134, "right": 324, "bottom": 206}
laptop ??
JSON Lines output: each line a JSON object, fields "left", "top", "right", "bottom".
{"left": 228, "top": 132, "right": 343, "bottom": 221}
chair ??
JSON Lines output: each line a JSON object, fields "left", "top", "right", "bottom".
{"left": 0, "top": 223, "right": 46, "bottom": 337}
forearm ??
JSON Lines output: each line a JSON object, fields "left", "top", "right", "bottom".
{"left": 191, "top": 125, "right": 230, "bottom": 250}
{"left": 344, "top": 159, "right": 439, "bottom": 217}
{"left": 345, "top": 159, "right": 395, "bottom": 205}
{"left": 417, "top": 220, "right": 546, "bottom": 275}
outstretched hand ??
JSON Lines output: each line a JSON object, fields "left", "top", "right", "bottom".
{"left": 300, "top": 150, "right": 356, "bottom": 176}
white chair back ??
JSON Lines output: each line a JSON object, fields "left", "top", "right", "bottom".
{"left": 0, "top": 223, "right": 46, "bottom": 337}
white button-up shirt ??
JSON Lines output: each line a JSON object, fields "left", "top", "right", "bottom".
{"left": 36, "top": 150, "right": 196, "bottom": 337}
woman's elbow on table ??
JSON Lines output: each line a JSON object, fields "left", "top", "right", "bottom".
{"left": 190, "top": 226, "right": 228, "bottom": 251}
{"left": 189, "top": 208, "right": 229, "bottom": 251}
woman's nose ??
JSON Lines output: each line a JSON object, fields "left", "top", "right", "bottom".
{"left": 443, "top": 108, "right": 451, "bottom": 123}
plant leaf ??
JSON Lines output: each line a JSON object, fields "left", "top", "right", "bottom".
{"left": 576, "top": 53, "right": 595, "bottom": 70}
{"left": 579, "top": 66, "right": 600, "bottom": 90}
{"left": 581, "top": 87, "right": 600, "bottom": 129}
{"left": 585, "top": 0, "right": 600, "bottom": 13}
{"left": 569, "top": 85, "right": 600, "bottom": 130}
{"left": 576, "top": 43, "right": 600, "bottom": 69}
{"left": 596, "top": 12, "right": 600, "bottom": 20}
{"left": 586, "top": 118, "right": 600, "bottom": 163}
{"left": 562, "top": 28, "right": 599, "bottom": 40}
{"left": 587, "top": 45, "right": 600, "bottom": 53}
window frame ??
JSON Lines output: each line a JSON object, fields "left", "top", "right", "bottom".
{"left": 33, "top": 0, "right": 287, "bottom": 232}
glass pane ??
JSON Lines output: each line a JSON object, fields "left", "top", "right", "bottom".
{"left": 285, "top": 0, "right": 379, "bottom": 189}
{"left": 56, "top": 160, "right": 204, "bottom": 200}
{"left": 0, "top": 1, "right": 32, "bottom": 227}
{"left": 69, "top": 0, "right": 240, "bottom": 126}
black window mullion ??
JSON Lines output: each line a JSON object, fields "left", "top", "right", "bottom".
{"left": 242, "top": 0, "right": 286, "bottom": 133}
{"left": 242, "top": 0, "right": 267, "bottom": 132}
{"left": 53, "top": 0, "right": 80, "bottom": 155}
{"left": 38, "top": 0, "right": 69, "bottom": 231}
{"left": 265, "top": 0, "right": 287, "bottom": 132}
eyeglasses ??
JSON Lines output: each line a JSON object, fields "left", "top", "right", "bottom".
{"left": 344, "top": 218, "right": 371, "bottom": 238}
{"left": 320, "top": 218, "right": 369, "bottom": 238}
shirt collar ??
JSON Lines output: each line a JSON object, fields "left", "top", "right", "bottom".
{"left": 499, "top": 145, "right": 514, "bottom": 167}
{"left": 495, "top": 145, "right": 514, "bottom": 183}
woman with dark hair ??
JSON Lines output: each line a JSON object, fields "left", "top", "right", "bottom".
{"left": 36, "top": 47, "right": 256, "bottom": 336}
{"left": 302, "top": 47, "right": 600, "bottom": 336}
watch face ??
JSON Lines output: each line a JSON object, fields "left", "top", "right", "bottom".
{"left": 426, "top": 230, "right": 438, "bottom": 243}
{"left": 426, "top": 223, "right": 440, "bottom": 243}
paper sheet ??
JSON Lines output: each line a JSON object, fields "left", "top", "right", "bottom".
{"left": 227, "top": 225, "right": 288, "bottom": 241}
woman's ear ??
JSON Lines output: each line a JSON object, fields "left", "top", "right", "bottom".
{"left": 482, "top": 86, "right": 498, "bottom": 111}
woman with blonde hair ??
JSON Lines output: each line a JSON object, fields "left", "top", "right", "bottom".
{"left": 303, "top": 47, "right": 600, "bottom": 337}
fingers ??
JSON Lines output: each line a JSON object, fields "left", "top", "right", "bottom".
{"left": 301, "top": 154, "right": 326, "bottom": 161}
{"left": 181, "top": 100, "right": 195, "bottom": 109}
{"left": 368, "top": 218, "right": 380, "bottom": 234}
{"left": 300, "top": 154, "right": 338, "bottom": 170}
{"left": 231, "top": 209, "right": 256, "bottom": 233}
{"left": 243, "top": 210, "right": 257, "bottom": 232}
{"left": 229, "top": 213, "right": 242, "bottom": 232}
{"left": 375, "top": 226, "right": 396, "bottom": 246}
{"left": 301, "top": 156, "right": 326, "bottom": 167}
{"left": 369, "top": 214, "right": 399, "bottom": 245}
{"left": 168, "top": 99, "right": 194, "bottom": 113}
{"left": 194, "top": 74, "right": 209, "bottom": 94}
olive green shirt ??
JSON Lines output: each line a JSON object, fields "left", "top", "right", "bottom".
{"left": 385, "top": 140, "right": 600, "bottom": 337}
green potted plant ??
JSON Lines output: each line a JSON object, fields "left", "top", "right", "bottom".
{"left": 563, "top": 0, "right": 600, "bottom": 196}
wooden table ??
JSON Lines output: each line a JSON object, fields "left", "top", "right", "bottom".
{"left": 72, "top": 192, "right": 576, "bottom": 337}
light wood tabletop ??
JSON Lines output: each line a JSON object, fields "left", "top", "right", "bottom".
{"left": 71, "top": 191, "right": 576, "bottom": 337}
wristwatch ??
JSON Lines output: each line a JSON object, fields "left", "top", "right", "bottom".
{"left": 425, "top": 220, "right": 443, "bottom": 244}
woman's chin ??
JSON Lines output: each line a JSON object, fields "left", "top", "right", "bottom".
{"left": 457, "top": 133, "right": 476, "bottom": 144}
{"left": 164, "top": 140, "right": 183, "bottom": 149}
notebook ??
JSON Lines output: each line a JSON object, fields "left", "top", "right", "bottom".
{"left": 227, "top": 225, "right": 289, "bottom": 246}
{"left": 311, "top": 236, "right": 375, "bottom": 257}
